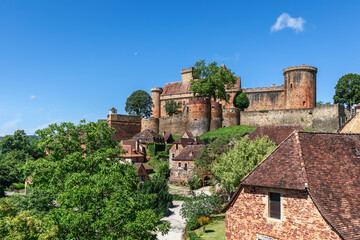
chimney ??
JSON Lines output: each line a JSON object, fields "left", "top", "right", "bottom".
{"left": 136, "top": 139, "right": 140, "bottom": 152}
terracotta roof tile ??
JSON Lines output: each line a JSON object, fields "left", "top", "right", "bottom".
{"left": 162, "top": 81, "right": 191, "bottom": 96}
{"left": 174, "top": 137, "right": 203, "bottom": 147}
{"left": 225, "top": 131, "right": 360, "bottom": 239}
{"left": 132, "top": 129, "right": 164, "bottom": 143}
{"left": 247, "top": 126, "right": 303, "bottom": 145}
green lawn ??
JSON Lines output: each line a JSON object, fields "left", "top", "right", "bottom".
{"left": 199, "top": 125, "right": 256, "bottom": 139}
{"left": 193, "top": 213, "right": 226, "bottom": 240}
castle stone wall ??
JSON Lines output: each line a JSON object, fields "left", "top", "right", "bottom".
{"left": 141, "top": 117, "right": 159, "bottom": 132}
{"left": 107, "top": 114, "right": 141, "bottom": 140}
{"left": 223, "top": 108, "right": 240, "bottom": 127}
{"left": 240, "top": 104, "right": 346, "bottom": 132}
{"left": 159, "top": 115, "right": 187, "bottom": 136}
{"left": 210, "top": 102, "right": 222, "bottom": 131}
{"left": 188, "top": 98, "right": 211, "bottom": 136}
{"left": 243, "top": 87, "right": 285, "bottom": 111}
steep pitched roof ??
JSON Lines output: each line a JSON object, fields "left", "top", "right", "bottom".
{"left": 247, "top": 126, "right": 303, "bottom": 145}
{"left": 134, "top": 163, "right": 154, "bottom": 171}
{"left": 162, "top": 81, "right": 191, "bottom": 96}
{"left": 132, "top": 129, "right": 164, "bottom": 143}
{"left": 163, "top": 133, "right": 174, "bottom": 143}
{"left": 182, "top": 131, "right": 195, "bottom": 139}
{"left": 173, "top": 144, "right": 204, "bottom": 161}
{"left": 224, "top": 131, "right": 360, "bottom": 240}
{"left": 338, "top": 112, "right": 360, "bottom": 133}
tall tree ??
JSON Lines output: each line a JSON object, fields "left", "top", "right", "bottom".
{"left": 233, "top": 91, "right": 250, "bottom": 110}
{"left": 190, "top": 60, "right": 238, "bottom": 102}
{"left": 212, "top": 136, "right": 276, "bottom": 198}
{"left": 165, "top": 99, "right": 182, "bottom": 116}
{"left": 334, "top": 73, "right": 360, "bottom": 109}
{"left": 125, "top": 90, "right": 152, "bottom": 118}
{"left": 0, "top": 120, "right": 170, "bottom": 239}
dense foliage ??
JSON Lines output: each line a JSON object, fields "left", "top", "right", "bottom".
{"left": 212, "top": 136, "right": 276, "bottom": 197}
{"left": 190, "top": 60, "right": 237, "bottom": 102}
{"left": 233, "top": 91, "right": 250, "bottom": 110}
{"left": 125, "top": 90, "right": 152, "bottom": 118}
{"left": 165, "top": 99, "right": 182, "bottom": 116}
{"left": 0, "top": 121, "right": 170, "bottom": 239}
{"left": 333, "top": 73, "right": 360, "bottom": 109}
{"left": 0, "top": 130, "right": 43, "bottom": 197}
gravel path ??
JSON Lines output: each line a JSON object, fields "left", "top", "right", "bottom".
{"left": 157, "top": 200, "right": 186, "bottom": 240}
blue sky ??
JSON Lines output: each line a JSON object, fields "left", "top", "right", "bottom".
{"left": 0, "top": 0, "right": 359, "bottom": 135}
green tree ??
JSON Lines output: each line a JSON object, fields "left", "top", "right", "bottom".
{"left": 212, "top": 136, "right": 276, "bottom": 198}
{"left": 125, "top": 90, "right": 152, "bottom": 118}
{"left": 1, "top": 120, "right": 169, "bottom": 239}
{"left": 180, "top": 192, "right": 221, "bottom": 220}
{"left": 334, "top": 73, "right": 360, "bottom": 109}
{"left": 0, "top": 130, "right": 43, "bottom": 197}
{"left": 138, "top": 175, "right": 173, "bottom": 215}
{"left": 165, "top": 99, "right": 182, "bottom": 116}
{"left": 316, "top": 101, "right": 331, "bottom": 106}
{"left": 233, "top": 91, "right": 250, "bottom": 110}
{"left": 190, "top": 60, "right": 238, "bottom": 102}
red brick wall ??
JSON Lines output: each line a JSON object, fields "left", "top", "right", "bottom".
{"left": 226, "top": 186, "right": 341, "bottom": 240}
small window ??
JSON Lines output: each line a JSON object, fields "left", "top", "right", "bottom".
{"left": 269, "top": 192, "right": 281, "bottom": 219}
{"left": 172, "top": 154, "right": 175, "bottom": 158}
{"left": 178, "top": 163, "right": 181, "bottom": 168}
{"left": 290, "top": 83, "right": 293, "bottom": 89}
{"left": 303, "top": 101, "right": 306, "bottom": 106}
{"left": 184, "top": 163, "right": 188, "bottom": 171}
{"left": 176, "top": 144, "right": 178, "bottom": 150}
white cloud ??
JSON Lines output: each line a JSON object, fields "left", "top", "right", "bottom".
{"left": 29, "top": 119, "right": 61, "bottom": 134}
{"left": 271, "top": 13, "right": 305, "bottom": 33}
{"left": 0, "top": 118, "right": 23, "bottom": 136}
{"left": 29, "top": 95, "right": 36, "bottom": 99}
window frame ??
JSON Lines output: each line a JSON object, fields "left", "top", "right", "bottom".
{"left": 269, "top": 192, "right": 281, "bottom": 220}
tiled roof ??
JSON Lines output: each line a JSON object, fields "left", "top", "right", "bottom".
{"left": 163, "top": 133, "right": 174, "bottom": 143}
{"left": 224, "top": 131, "right": 360, "bottom": 239}
{"left": 247, "top": 126, "right": 303, "bottom": 145}
{"left": 120, "top": 145, "right": 144, "bottom": 158}
{"left": 132, "top": 129, "right": 164, "bottom": 143}
{"left": 162, "top": 81, "right": 191, "bottom": 96}
{"left": 134, "top": 163, "right": 154, "bottom": 171}
{"left": 174, "top": 137, "right": 203, "bottom": 147}
{"left": 173, "top": 144, "right": 204, "bottom": 161}
{"left": 183, "top": 131, "right": 195, "bottom": 139}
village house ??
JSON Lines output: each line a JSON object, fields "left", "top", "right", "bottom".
{"left": 132, "top": 129, "right": 165, "bottom": 144}
{"left": 169, "top": 144, "right": 204, "bottom": 185}
{"left": 119, "top": 140, "right": 146, "bottom": 163}
{"left": 223, "top": 131, "right": 360, "bottom": 240}
{"left": 245, "top": 126, "right": 303, "bottom": 145}
{"left": 134, "top": 163, "right": 154, "bottom": 182}
{"left": 163, "top": 132, "right": 174, "bottom": 144}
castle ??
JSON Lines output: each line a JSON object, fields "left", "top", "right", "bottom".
{"left": 143, "top": 64, "right": 347, "bottom": 135}
{"left": 104, "top": 64, "right": 348, "bottom": 139}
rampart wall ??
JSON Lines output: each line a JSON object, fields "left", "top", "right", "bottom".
{"left": 243, "top": 86, "right": 285, "bottom": 111}
{"left": 107, "top": 114, "right": 142, "bottom": 140}
{"left": 240, "top": 104, "right": 348, "bottom": 132}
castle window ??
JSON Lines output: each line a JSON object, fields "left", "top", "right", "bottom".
{"left": 290, "top": 83, "right": 293, "bottom": 89}
{"left": 184, "top": 163, "right": 188, "bottom": 171}
{"left": 172, "top": 154, "right": 175, "bottom": 158}
{"left": 269, "top": 192, "right": 281, "bottom": 219}
{"left": 176, "top": 144, "right": 178, "bottom": 150}
{"left": 178, "top": 163, "right": 181, "bottom": 168}
{"left": 303, "top": 101, "right": 306, "bottom": 105}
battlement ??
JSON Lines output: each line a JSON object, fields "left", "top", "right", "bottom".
{"left": 181, "top": 67, "right": 194, "bottom": 83}
{"left": 283, "top": 64, "right": 317, "bottom": 75}
{"left": 243, "top": 85, "right": 284, "bottom": 93}
{"left": 180, "top": 67, "right": 194, "bottom": 74}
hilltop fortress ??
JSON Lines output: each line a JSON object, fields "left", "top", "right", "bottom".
{"left": 141, "top": 64, "right": 348, "bottom": 135}
{"left": 104, "top": 64, "right": 349, "bottom": 139}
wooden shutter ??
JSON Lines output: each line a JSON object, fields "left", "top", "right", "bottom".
{"left": 270, "top": 192, "right": 281, "bottom": 219}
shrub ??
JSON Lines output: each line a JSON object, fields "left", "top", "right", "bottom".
{"left": 171, "top": 194, "right": 191, "bottom": 201}
{"left": 188, "top": 231, "right": 202, "bottom": 240}
{"left": 198, "top": 216, "right": 211, "bottom": 226}
{"left": 186, "top": 216, "right": 200, "bottom": 231}
{"left": 180, "top": 192, "right": 222, "bottom": 220}
{"left": 10, "top": 183, "right": 25, "bottom": 190}
{"left": 188, "top": 176, "right": 202, "bottom": 190}
{"left": 233, "top": 91, "right": 249, "bottom": 110}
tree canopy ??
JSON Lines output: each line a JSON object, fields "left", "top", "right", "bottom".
{"left": 0, "top": 121, "right": 170, "bottom": 239}
{"left": 212, "top": 136, "right": 276, "bottom": 197}
{"left": 233, "top": 91, "right": 250, "bottom": 110}
{"left": 190, "top": 60, "right": 238, "bottom": 102}
{"left": 333, "top": 73, "right": 360, "bottom": 109}
{"left": 125, "top": 90, "right": 152, "bottom": 118}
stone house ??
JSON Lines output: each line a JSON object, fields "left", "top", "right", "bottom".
{"left": 223, "top": 131, "right": 360, "bottom": 240}
{"left": 245, "top": 126, "right": 303, "bottom": 145}
{"left": 132, "top": 129, "right": 164, "bottom": 144}
{"left": 119, "top": 140, "right": 146, "bottom": 163}
{"left": 169, "top": 137, "right": 203, "bottom": 169}
{"left": 169, "top": 144, "right": 203, "bottom": 185}
{"left": 134, "top": 163, "right": 154, "bottom": 182}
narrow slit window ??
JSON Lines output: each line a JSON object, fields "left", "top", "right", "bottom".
{"left": 269, "top": 192, "right": 281, "bottom": 219}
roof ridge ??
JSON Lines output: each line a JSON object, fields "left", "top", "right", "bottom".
{"left": 299, "top": 130, "right": 360, "bottom": 135}
{"left": 337, "top": 112, "right": 358, "bottom": 133}
{"left": 295, "top": 131, "right": 309, "bottom": 189}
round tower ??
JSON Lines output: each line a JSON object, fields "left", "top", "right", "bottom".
{"left": 188, "top": 98, "right": 211, "bottom": 136}
{"left": 222, "top": 108, "right": 240, "bottom": 127}
{"left": 141, "top": 117, "right": 159, "bottom": 133}
{"left": 151, "top": 88, "right": 162, "bottom": 118}
{"left": 283, "top": 64, "right": 317, "bottom": 109}
{"left": 210, "top": 101, "right": 222, "bottom": 131}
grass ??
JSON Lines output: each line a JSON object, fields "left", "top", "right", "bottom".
{"left": 172, "top": 134, "right": 182, "bottom": 141}
{"left": 199, "top": 125, "right": 256, "bottom": 139}
{"left": 168, "top": 183, "right": 190, "bottom": 191}
{"left": 304, "top": 128, "right": 319, "bottom": 132}
{"left": 193, "top": 213, "right": 226, "bottom": 240}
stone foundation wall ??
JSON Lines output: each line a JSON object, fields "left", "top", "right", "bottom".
{"left": 226, "top": 186, "right": 341, "bottom": 240}
{"left": 159, "top": 115, "right": 187, "bottom": 135}
{"left": 141, "top": 117, "right": 159, "bottom": 132}
{"left": 223, "top": 108, "right": 240, "bottom": 127}
{"left": 240, "top": 104, "right": 347, "bottom": 132}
